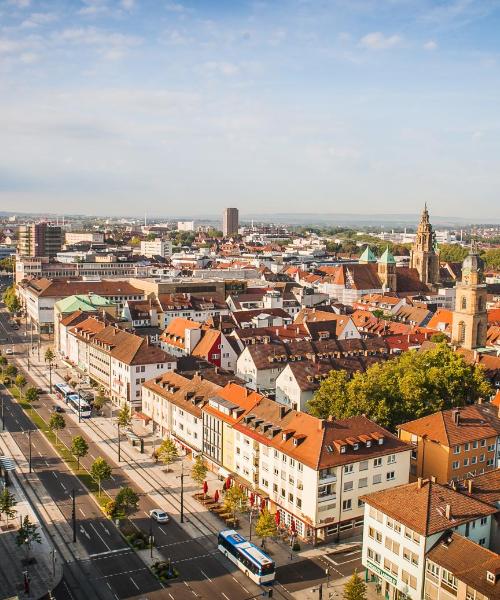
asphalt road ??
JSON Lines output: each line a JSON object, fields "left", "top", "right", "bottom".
{"left": 0, "top": 305, "right": 274, "bottom": 600}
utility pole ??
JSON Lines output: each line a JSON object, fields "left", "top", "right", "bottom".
{"left": 117, "top": 421, "right": 121, "bottom": 462}
{"left": 149, "top": 516, "right": 154, "bottom": 559}
{"left": 1, "top": 396, "right": 4, "bottom": 431}
{"left": 28, "top": 429, "right": 32, "bottom": 473}
{"left": 48, "top": 361, "right": 53, "bottom": 394}
{"left": 177, "top": 462, "right": 185, "bottom": 523}
{"left": 71, "top": 489, "right": 76, "bottom": 542}
{"left": 77, "top": 388, "right": 81, "bottom": 423}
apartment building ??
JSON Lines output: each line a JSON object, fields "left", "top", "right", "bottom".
{"left": 361, "top": 479, "right": 497, "bottom": 600}
{"left": 65, "top": 231, "right": 105, "bottom": 245}
{"left": 157, "top": 293, "right": 229, "bottom": 328}
{"left": 200, "top": 384, "right": 411, "bottom": 543}
{"left": 142, "top": 371, "right": 221, "bottom": 453}
{"left": 223, "top": 207, "right": 239, "bottom": 237}
{"left": 140, "top": 238, "right": 172, "bottom": 259}
{"left": 236, "top": 337, "right": 390, "bottom": 393}
{"left": 17, "top": 277, "right": 145, "bottom": 332}
{"left": 18, "top": 223, "right": 63, "bottom": 258}
{"left": 424, "top": 532, "right": 500, "bottom": 600}
{"left": 398, "top": 405, "right": 500, "bottom": 484}
{"left": 66, "top": 318, "right": 176, "bottom": 408}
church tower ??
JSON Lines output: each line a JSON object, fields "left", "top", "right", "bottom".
{"left": 377, "top": 247, "right": 397, "bottom": 292}
{"left": 410, "top": 204, "right": 440, "bottom": 287}
{"left": 451, "top": 244, "right": 487, "bottom": 350}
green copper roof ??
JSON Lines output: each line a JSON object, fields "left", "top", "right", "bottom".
{"left": 378, "top": 247, "right": 396, "bottom": 265}
{"left": 359, "top": 246, "right": 377, "bottom": 263}
{"left": 55, "top": 294, "right": 113, "bottom": 314}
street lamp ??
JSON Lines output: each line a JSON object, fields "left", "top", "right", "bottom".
{"left": 176, "top": 462, "right": 185, "bottom": 523}
{"left": 325, "top": 567, "right": 330, "bottom": 589}
{"left": 1, "top": 396, "right": 4, "bottom": 431}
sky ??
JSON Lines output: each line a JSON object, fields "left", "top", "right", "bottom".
{"left": 1, "top": 0, "right": 500, "bottom": 219}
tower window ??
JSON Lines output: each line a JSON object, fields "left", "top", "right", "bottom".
{"left": 461, "top": 297, "right": 467, "bottom": 310}
{"left": 458, "top": 321, "right": 466, "bottom": 344}
{"left": 478, "top": 297, "right": 483, "bottom": 311}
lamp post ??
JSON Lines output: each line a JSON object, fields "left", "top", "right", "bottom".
{"left": 71, "top": 488, "right": 76, "bottom": 542}
{"left": 149, "top": 515, "right": 154, "bottom": 559}
{"left": 28, "top": 429, "right": 32, "bottom": 473}
{"left": 325, "top": 567, "right": 330, "bottom": 589}
{"left": 117, "top": 420, "right": 121, "bottom": 462}
{"left": 1, "top": 396, "right": 4, "bottom": 431}
{"left": 177, "top": 462, "right": 185, "bottom": 523}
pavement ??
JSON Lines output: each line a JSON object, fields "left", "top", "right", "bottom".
{"left": 0, "top": 304, "right": 365, "bottom": 599}
{"left": 0, "top": 435, "right": 63, "bottom": 600}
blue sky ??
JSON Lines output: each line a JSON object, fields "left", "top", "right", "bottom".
{"left": 1, "top": 0, "right": 500, "bottom": 219}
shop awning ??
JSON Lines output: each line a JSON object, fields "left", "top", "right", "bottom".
{"left": 0, "top": 456, "right": 16, "bottom": 471}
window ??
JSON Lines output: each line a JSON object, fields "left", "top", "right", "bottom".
{"left": 387, "top": 454, "right": 396, "bottom": 464}
{"left": 373, "top": 457, "right": 382, "bottom": 467}
{"left": 480, "top": 517, "right": 487, "bottom": 525}
{"left": 344, "top": 464, "right": 354, "bottom": 474}
{"left": 373, "top": 474, "right": 382, "bottom": 485}
{"left": 464, "top": 443, "right": 470, "bottom": 452}
{"left": 358, "top": 477, "right": 368, "bottom": 488}
{"left": 385, "top": 536, "right": 400, "bottom": 555}
{"left": 471, "top": 456, "right": 477, "bottom": 465}
{"left": 359, "top": 460, "right": 368, "bottom": 471}
{"left": 344, "top": 481, "right": 353, "bottom": 492}
{"left": 296, "top": 498, "right": 302, "bottom": 508}
{"left": 386, "top": 471, "right": 395, "bottom": 481}
{"left": 463, "top": 458, "right": 469, "bottom": 467}
{"left": 358, "top": 499, "right": 365, "bottom": 508}
{"left": 480, "top": 439, "right": 486, "bottom": 447}
{"left": 452, "top": 461, "right": 460, "bottom": 470}
{"left": 342, "top": 499, "right": 352, "bottom": 511}
{"left": 479, "top": 538, "right": 486, "bottom": 546}
{"left": 453, "top": 445, "right": 460, "bottom": 454}
{"left": 473, "top": 440, "right": 478, "bottom": 449}
{"left": 480, "top": 454, "right": 485, "bottom": 462}
{"left": 401, "top": 570, "right": 417, "bottom": 590}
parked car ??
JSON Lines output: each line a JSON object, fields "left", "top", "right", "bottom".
{"left": 52, "top": 406, "right": 64, "bottom": 413}
{"left": 5, "top": 348, "right": 13, "bottom": 355}
{"left": 149, "top": 509, "right": 169, "bottom": 523}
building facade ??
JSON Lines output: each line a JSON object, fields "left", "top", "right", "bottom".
{"left": 410, "top": 205, "right": 440, "bottom": 287}
{"left": 18, "top": 223, "right": 63, "bottom": 258}
{"left": 223, "top": 208, "right": 239, "bottom": 237}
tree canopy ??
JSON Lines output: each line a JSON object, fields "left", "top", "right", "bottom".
{"left": 438, "top": 244, "right": 469, "bottom": 263}
{"left": 255, "top": 509, "right": 277, "bottom": 544}
{"left": 343, "top": 571, "right": 367, "bottom": 600}
{"left": 308, "top": 343, "right": 492, "bottom": 430}
{"left": 91, "top": 457, "right": 112, "bottom": 496}
{"left": 157, "top": 438, "right": 178, "bottom": 471}
{"left": 71, "top": 435, "right": 89, "bottom": 469}
{"left": 191, "top": 456, "right": 208, "bottom": 490}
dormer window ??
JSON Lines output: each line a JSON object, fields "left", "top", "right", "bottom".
{"left": 378, "top": 437, "right": 384, "bottom": 445}
{"left": 293, "top": 438, "right": 298, "bottom": 446}
{"left": 487, "top": 571, "right": 495, "bottom": 584}
{"left": 353, "top": 443, "right": 359, "bottom": 451}
{"left": 366, "top": 440, "right": 372, "bottom": 448}
{"left": 340, "top": 445, "right": 346, "bottom": 454}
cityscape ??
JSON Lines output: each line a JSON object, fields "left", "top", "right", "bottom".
{"left": 1, "top": 2, "right": 500, "bottom": 600}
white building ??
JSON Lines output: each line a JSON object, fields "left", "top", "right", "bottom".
{"left": 65, "top": 231, "right": 105, "bottom": 245}
{"left": 361, "top": 479, "right": 497, "bottom": 600}
{"left": 140, "top": 239, "right": 173, "bottom": 258}
{"left": 177, "top": 221, "right": 195, "bottom": 232}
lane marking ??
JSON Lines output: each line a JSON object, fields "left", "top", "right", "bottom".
{"left": 200, "top": 569, "right": 212, "bottom": 583}
{"left": 222, "top": 594, "right": 230, "bottom": 600}
{"left": 60, "top": 482, "right": 67, "bottom": 491}
{"left": 89, "top": 522, "right": 111, "bottom": 551}
{"left": 90, "top": 548, "right": 130, "bottom": 558}
{"left": 129, "top": 577, "right": 139, "bottom": 590}
{"left": 52, "top": 471, "right": 58, "bottom": 479}
{"left": 159, "top": 526, "right": 167, "bottom": 535}
{"left": 79, "top": 508, "right": 86, "bottom": 518}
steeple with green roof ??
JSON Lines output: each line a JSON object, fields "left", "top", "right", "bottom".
{"left": 359, "top": 246, "right": 377, "bottom": 264}
{"left": 378, "top": 246, "right": 396, "bottom": 265}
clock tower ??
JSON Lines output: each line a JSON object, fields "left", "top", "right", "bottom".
{"left": 451, "top": 244, "right": 487, "bottom": 350}
{"left": 410, "top": 204, "right": 440, "bottom": 287}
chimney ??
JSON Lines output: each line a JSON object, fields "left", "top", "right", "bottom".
{"left": 279, "top": 405, "right": 287, "bottom": 419}
{"left": 417, "top": 477, "right": 423, "bottom": 489}
{"left": 467, "top": 479, "right": 473, "bottom": 494}
{"left": 318, "top": 418, "right": 325, "bottom": 431}
{"left": 430, "top": 475, "right": 436, "bottom": 483}
{"left": 477, "top": 397, "right": 483, "bottom": 404}
{"left": 445, "top": 504, "right": 452, "bottom": 520}
{"left": 452, "top": 409, "right": 460, "bottom": 426}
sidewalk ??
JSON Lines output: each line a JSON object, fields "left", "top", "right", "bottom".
{"left": 0, "top": 432, "right": 64, "bottom": 600}
{"left": 291, "top": 578, "right": 381, "bottom": 600}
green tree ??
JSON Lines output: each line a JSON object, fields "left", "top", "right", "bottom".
{"left": 343, "top": 571, "right": 367, "bottom": 600}
{"left": 15, "top": 374, "right": 27, "bottom": 399}
{"left": 2, "top": 286, "right": 21, "bottom": 314}
{"left": 0, "top": 355, "right": 7, "bottom": 373}
{"left": 25, "top": 387, "right": 39, "bottom": 404}
{"left": 157, "top": 438, "right": 178, "bottom": 471}
{"left": 91, "top": 457, "right": 112, "bottom": 496}
{"left": 430, "top": 332, "right": 448, "bottom": 343}
{"left": 438, "top": 244, "right": 469, "bottom": 263}
{"left": 191, "top": 456, "right": 208, "bottom": 493}
{"left": 44, "top": 347, "right": 55, "bottom": 364}
{"left": 5, "top": 364, "right": 17, "bottom": 378}
{"left": 482, "top": 248, "right": 500, "bottom": 270}
{"left": 71, "top": 435, "right": 89, "bottom": 469}
{"left": 223, "top": 485, "right": 247, "bottom": 525}
{"left": 308, "top": 343, "right": 492, "bottom": 430}
{"left": 308, "top": 370, "right": 352, "bottom": 420}
{"left": 49, "top": 412, "right": 66, "bottom": 444}
{"left": 0, "top": 488, "right": 17, "bottom": 527}
{"left": 16, "top": 515, "right": 42, "bottom": 559}
{"left": 114, "top": 486, "right": 140, "bottom": 520}
{"left": 254, "top": 509, "right": 277, "bottom": 549}
{"left": 93, "top": 394, "right": 109, "bottom": 414}
{"left": 117, "top": 403, "right": 132, "bottom": 428}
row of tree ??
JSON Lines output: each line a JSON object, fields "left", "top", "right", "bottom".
{"left": 308, "top": 343, "right": 491, "bottom": 430}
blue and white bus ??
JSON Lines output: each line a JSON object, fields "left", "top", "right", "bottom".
{"left": 54, "top": 383, "right": 74, "bottom": 401}
{"left": 217, "top": 530, "right": 275, "bottom": 584}
{"left": 67, "top": 394, "right": 92, "bottom": 418}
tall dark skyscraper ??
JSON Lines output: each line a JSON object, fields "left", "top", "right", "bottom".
{"left": 223, "top": 208, "right": 239, "bottom": 237}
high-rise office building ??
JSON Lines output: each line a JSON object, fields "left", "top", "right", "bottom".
{"left": 17, "top": 223, "right": 63, "bottom": 258}
{"left": 223, "top": 208, "right": 239, "bottom": 237}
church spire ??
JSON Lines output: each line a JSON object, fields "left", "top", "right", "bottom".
{"left": 410, "top": 204, "right": 439, "bottom": 287}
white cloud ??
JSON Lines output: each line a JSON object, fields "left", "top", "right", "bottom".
{"left": 21, "top": 12, "right": 58, "bottom": 28}
{"left": 360, "top": 32, "right": 402, "bottom": 50}
{"left": 8, "top": 0, "right": 31, "bottom": 8}
{"left": 165, "top": 2, "right": 186, "bottom": 13}
{"left": 423, "top": 40, "right": 438, "bottom": 51}
{"left": 78, "top": 1, "right": 109, "bottom": 16}
{"left": 19, "top": 51, "right": 38, "bottom": 63}
{"left": 121, "top": 0, "right": 135, "bottom": 9}
{"left": 203, "top": 61, "right": 240, "bottom": 76}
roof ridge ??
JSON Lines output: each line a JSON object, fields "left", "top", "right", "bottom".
{"left": 440, "top": 411, "right": 451, "bottom": 446}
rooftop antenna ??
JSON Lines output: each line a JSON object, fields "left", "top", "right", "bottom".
{"left": 144, "top": 212, "right": 147, "bottom": 227}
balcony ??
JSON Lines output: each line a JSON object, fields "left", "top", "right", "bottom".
{"left": 318, "top": 492, "right": 337, "bottom": 503}
{"left": 319, "top": 472, "right": 337, "bottom": 483}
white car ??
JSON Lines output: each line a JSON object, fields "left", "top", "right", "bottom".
{"left": 149, "top": 509, "right": 169, "bottom": 523}
{"left": 5, "top": 349, "right": 13, "bottom": 355}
